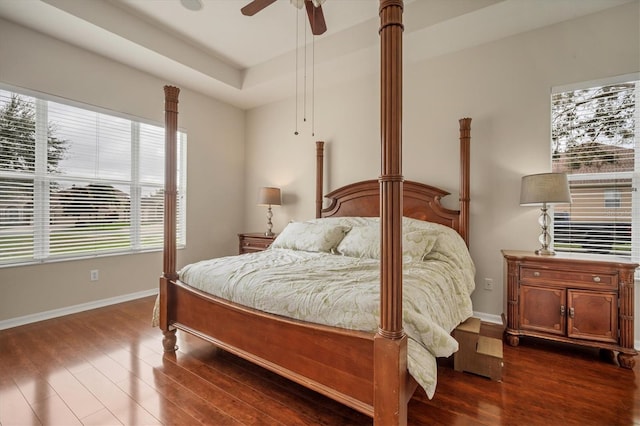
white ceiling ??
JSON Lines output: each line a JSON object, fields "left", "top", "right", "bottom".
{"left": 0, "top": 0, "right": 633, "bottom": 109}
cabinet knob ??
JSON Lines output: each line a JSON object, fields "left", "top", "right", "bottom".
{"left": 533, "top": 271, "right": 541, "bottom": 277}
{"left": 592, "top": 276, "right": 601, "bottom": 283}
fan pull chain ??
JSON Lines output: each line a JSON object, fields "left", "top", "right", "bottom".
{"left": 294, "top": 6, "right": 299, "bottom": 136}
{"left": 312, "top": 30, "right": 315, "bottom": 137}
{"left": 303, "top": 17, "right": 307, "bottom": 123}
{"left": 292, "top": 1, "right": 319, "bottom": 138}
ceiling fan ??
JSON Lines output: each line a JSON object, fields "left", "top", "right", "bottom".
{"left": 241, "top": 0, "right": 327, "bottom": 35}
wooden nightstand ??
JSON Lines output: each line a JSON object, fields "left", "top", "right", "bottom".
{"left": 502, "top": 250, "right": 637, "bottom": 368}
{"left": 238, "top": 233, "right": 276, "bottom": 254}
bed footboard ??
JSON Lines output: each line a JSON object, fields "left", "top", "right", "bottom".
{"left": 161, "top": 278, "right": 390, "bottom": 416}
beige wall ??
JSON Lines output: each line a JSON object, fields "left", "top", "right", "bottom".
{"left": 0, "top": 18, "right": 245, "bottom": 322}
{"left": 1, "top": 3, "right": 639, "bottom": 344}
{"left": 244, "top": 3, "right": 640, "bottom": 339}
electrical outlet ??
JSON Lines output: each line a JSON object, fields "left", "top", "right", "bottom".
{"left": 484, "top": 278, "right": 493, "bottom": 291}
{"left": 90, "top": 270, "right": 99, "bottom": 282}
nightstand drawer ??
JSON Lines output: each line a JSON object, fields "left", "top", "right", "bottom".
{"left": 241, "top": 237, "right": 272, "bottom": 251}
{"left": 520, "top": 267, "right": 617, "bottom": 288}
{"left": 238, "top": 233, "right": 277, "bottom": 254}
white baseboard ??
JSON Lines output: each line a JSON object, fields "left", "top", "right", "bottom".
{"left": 0, "top": 288, "right": 158, "bottom": 331}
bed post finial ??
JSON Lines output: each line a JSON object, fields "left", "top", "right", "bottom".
{"left": 459, "top": 117, "right": 471, "bottom": 247}
{"left": 316, "top": 141, "right": 325, "bottom": 218}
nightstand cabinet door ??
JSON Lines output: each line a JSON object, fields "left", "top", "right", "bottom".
{"left": 520, "top": 284, "right": 565, "bottom": 336}
{"left": 567, "top": 289, "right": 617, "bottom": 343}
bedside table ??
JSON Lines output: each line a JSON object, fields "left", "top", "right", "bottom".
{"left": 238, "top": 233, "right": 276, "bottom": 254}
{"left": 502, "top": 250, "right": 637, "bottom": 368}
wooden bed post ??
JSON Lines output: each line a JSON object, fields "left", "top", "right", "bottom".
{"left": 160, "top": 85, "right": 180, "bottom": 352}
{"left": 316, "top": 141, "right": 324, "bottom": 218}
{"left": 459, "top": 117, "right": 471, "bottom": 247}
{"left": 376, "top": 1, "right": 406, "bottom": 425}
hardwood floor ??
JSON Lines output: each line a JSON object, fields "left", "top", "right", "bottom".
{"left": 0, "top": 296, "right": 637, "bottom": 425}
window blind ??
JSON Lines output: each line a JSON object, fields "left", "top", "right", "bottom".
{"left": 551, "top": 74, "right": 638, "bottom": 260}
{"left": 0, "top": 85, "right": 186, "bottom": 266}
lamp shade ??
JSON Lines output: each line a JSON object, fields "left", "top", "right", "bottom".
{"left": 520, "top": 173, "right": 571, "bottom": 206}
{"left": 257, "top": 187, "right": 281, "bottom": 206}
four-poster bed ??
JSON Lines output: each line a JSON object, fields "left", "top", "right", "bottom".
{"left": 159, "top": 1, "right": 473, "bottom": 424}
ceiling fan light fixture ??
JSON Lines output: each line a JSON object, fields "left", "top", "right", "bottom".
{"left": 180, "top": 0, "right": 203, "bottom": 12}
{"left": 290, "top": 0, "right": 325, "bottom": 9}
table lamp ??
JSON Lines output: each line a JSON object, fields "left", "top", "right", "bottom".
{"left": 257, "top": 187, "right": 281, "bottom": 236}
{"left": 520, "top": 172, "right": 571, "bottom": 255}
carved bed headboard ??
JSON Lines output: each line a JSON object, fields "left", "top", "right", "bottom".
{"left": 314, "top": 118, "right": 472, "bottom": 246}
{"left": 321, "top": 179, "right": 461, "bottom": 229}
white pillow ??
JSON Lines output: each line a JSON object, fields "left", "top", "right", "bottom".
{"left": 335, "top": 226, "right": 379, "bottom": 258}
{"left": 336, "top": 226, "right": 437, "bottom": 261}
{"left": 403, "top": 230, "right": 438, "bottom": 261}
{"left": 271, "top": 222, "right": 351, "bottom": 252}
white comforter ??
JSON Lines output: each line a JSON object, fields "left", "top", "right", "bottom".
{"left": 178, "top": 217, "right": 475, "bottom": 398}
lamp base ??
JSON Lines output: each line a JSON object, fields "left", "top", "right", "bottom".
{"left": 535, "top": 248, "right": 556, "bottom": 256}
{"left": 265, "top": 205, "right": 274, "bottom": 237}
{"left": 534, "top": 203, "right": 556, "bottom": 256}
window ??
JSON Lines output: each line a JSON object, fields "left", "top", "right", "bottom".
{"left": 0, "top": 84, "right": 186, "bottom": 266}
{"left": 551, "top": 74, "right": 638, "bottom": 260}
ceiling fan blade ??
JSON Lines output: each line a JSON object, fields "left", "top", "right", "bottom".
{"left": 241, "top": 0, "right": 277, "bottom": 16}
{"left": 304, "top": 0, "right": 327, "bottom": 35}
